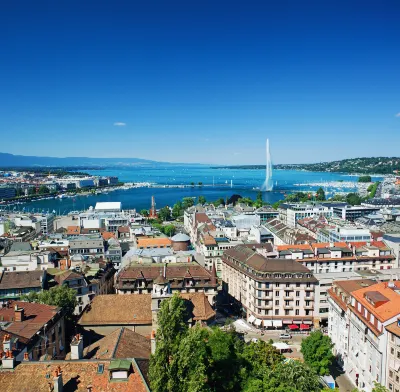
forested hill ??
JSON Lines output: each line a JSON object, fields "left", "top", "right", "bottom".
{"left": 214, "top": 157, "right": 400, "bottom": 174}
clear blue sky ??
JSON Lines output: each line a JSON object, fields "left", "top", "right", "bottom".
{"left": 1, "top": 0, "right": 399, "bottom": 164}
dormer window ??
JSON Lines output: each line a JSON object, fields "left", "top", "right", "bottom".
{"left": 109, "top": 360, "right": 131, "bottom": 380}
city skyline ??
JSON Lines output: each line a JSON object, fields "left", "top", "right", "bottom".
{"left": 1, "top": 1, "right": 400, "bottom": 164}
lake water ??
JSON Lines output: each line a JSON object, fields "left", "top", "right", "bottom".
{"left": 9, "top": 166, "right": 383, "bottom": 214}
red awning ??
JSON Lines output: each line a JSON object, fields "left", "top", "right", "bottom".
{"left": 288, "top": 324, "right": 299, "bottom": 330}
{"left": 300, "top": 324, "right": 310, "bottom": 330}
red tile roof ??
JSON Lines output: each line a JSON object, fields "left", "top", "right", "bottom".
{"left": 0, "top": 301, "right": 60, "bottom": 342}
{"left": 0, "top": 360, "right": 149, "bottom": 392}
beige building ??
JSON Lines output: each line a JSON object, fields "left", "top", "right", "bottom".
{"left": 222, "top": 245, "right": 317, "bottom": 328}
{"left": 386, "top": 321, "right": 400, "bottom": 392}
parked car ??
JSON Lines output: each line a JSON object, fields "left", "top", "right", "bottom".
{"left": 279, "top": 333, "right": 292, "bottom": 339}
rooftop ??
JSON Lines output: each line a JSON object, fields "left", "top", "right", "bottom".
{"left": 0, "top": 301, "right": 60, "bottom": 343}
{"left": 0, "top": 270, "right": 44, "bottom": 290}
{"left": 352, "top": 281, "right": 400, "bottom": 322}
{"left": 0, "top": 359, "right": 149, "bottom": 392}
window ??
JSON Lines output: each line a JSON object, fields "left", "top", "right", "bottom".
{"left": 391, "top": 347, "right": 395, "bottom": 355}
{"left": 296, "top": 300, "right": 300, "bottom": 306}
{"left": 397, "top": 351, "right": 400, "bottom": 359}
{"left": 275, "top": 291, "right": 280, "bottom": 297}
{"left": 275, "top": 283, "right": 280, "bottom": 287}
{"left": 275, "top": 300, "right": 279, "bottom": 306}
{"left": 275, "top": 309, "right": 279, "bottom": 315}
{"left": 296, "top": 283, "right": 300, "bottom": 287}
{"left": 296, "top": 291, "right": 300, "bottom": 297}
{"left": 295, "top": 309, "right": 299, "bottom": 315}
{"left": 285, "top": 310, "right": 290, "bottom": 315}
{"left": 390, "top": 370, "right": 394, "bottom": 378}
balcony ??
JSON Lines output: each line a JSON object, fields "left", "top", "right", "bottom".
{"left": 305, "top": 295, "right": 314, "bottom": 301}
{"left": 257, "top": 304, "right": 273, "bottom": 310}
{"left": 284, "top": 295, "right": 294, "bottom": 300}
{"left": 304, "top": 304, "right": 314, "bottom": 310}
{"left": 284, "top": 305, "right": 293, "bottom": 310}
{"left": 305, "top": 287, "right": 314, "bottom": 291}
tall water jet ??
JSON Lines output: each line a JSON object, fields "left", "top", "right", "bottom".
{"left": 261, "top": 139, "right": 273, "bottom": 191}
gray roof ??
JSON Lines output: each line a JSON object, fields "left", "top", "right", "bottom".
{"left": 171, "top": 233, "right": 190, "bottom": 242}
{"left": 9, "top": 242, "right": 32, "bottom": 252}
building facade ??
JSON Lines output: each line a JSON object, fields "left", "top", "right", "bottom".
{"left": 222, "top": 245, "right": 317, "bottom": 328}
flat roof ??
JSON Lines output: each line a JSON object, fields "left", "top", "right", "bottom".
{"left": 95, "top": 202, "right": 121, "bottom": 210}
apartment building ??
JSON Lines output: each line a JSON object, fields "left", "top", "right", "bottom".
{"left": 0, "top": 301, "right": 66, "bottom": 361}
{"left": 222, "top": 245, "right": 317, "bottom": 328}
{"left": 329, "top": 280, "right": 400, "bottom": 391}
{"left": 264, "top": 218, "right": 315, "bottom": 245}
{"left": 254, "top": 206, "right": 279, "bottom": 223}
{"left": 332, "top": 204, "right": 380, "bottom": 221}
{"left": 52, "top": 262, "right": 115, "bottom": 314}
{"left": 115, "top": 263, "right": 218, "bottom": 305}
{"left": 0, "top": 250, "right": 56, "bottom": 272}
{"left": 278, "top": 203, "right": 333, "bottom": 228}
{"left": 68, "top": 235, "right": 105, "bottom": 259}
{"left": 318, "top": 225, "right": 372, "bottom": 244}
{"left": 0, "top": 270, "right": 46, "bottom": 303}
{"left": 277, "top": 242, "right": 395, "bottom": 274}
{"left": 386, "top": 321, "right": 400, "bottom": 392}
{"left": 327, "top": 279, "right": 376, "bottom": 369}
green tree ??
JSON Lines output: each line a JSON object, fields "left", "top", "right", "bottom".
{"left": 172, "top": 201, "right": 183, "bottom": 218}
{"left": 182, "top": 197, "right": 195, "bottom": 210}
{"left": 159, "top": 206, "right": 172, "bottom": 222}
{"left": 241, "top": 340, "right": 283, "bottom": 376}
{"left": 152, "top": 223, "right": 164, "bottom": 233}
{"left": 149, "top": 293, "right": 189, "bottom": 392}
{"left": 21, "top": 285, "right": 77, "bottom": 320}
{"left": 300, "top": 330, "right": 334, "bottom": 376}
{"left": 38, "top": 185, "right": 50, "bottom": 194}
{"left": 346, "top": 192, "right": 362, "bottom": 206}
{"left": 358, "top": 175, "right": 372, "bottom": 182}
{"left": 316, "top": 187, "right": 326, "bottom": 201}
{"left": 140, "top": 209, "right": 149, "bottom": 217}
{"left": 212, "top": 198, "right": 225, "bottom": 207}
{"left": 372, "top": 382, "right": 390, "bottom": 392}
{"left": 198, "top": 182, "right": 203, "bottom": 186}
{"left": 190, "top": 182, "right": 195, "bottom": 187}
{"left": 28, "top": 187, "right": 36, "bottom": 195}
{"left": 163, "top": 224, "right": 176, "bottom": 237}
{"left": 255, "top": 191, "right": 263, "bottom": 208}
{"left": 198, "top": 195, "right": 206, "bottom": 205}
{"left": 238, "top": 197, "right": 254, "bottom": 206}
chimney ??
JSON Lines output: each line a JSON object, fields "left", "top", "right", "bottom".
{"left": 2, "top": 349, "right": 16, "bottom": 369}
{"left": 3, "top": 334, "right": 12, "bottom": 352}
{"left": 14, "top": 305, "right": 25, "bottom": 322}
{"left": 151, "top": 330, "right": 156, "bottom": 355}
{"left": 70, "top": 334, "right": 83, "bottom": 360}
{"left": 53, "top": 369, "right": 63, "bottom": 392}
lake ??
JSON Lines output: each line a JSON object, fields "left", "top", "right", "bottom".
{"left": 8, "top": 166, "right": 383, "bottom": 214}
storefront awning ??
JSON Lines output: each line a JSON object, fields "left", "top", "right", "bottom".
{"left": 293, "top": 320, "right": 302, "bottom": 324}
{"left": 300, "top": 324, "right": 310, "bottom": 330}
{"left": 302, "top": 320, "right": 313, "bottom": 325}
{"left": 273, "top": 320, "right": 283, "bottom": 327}
{"left": 282, "top": 320, "right": 292, "bottom": 324}
{"left": 263, "top": 320, "right": 273, "bottom": 327}
{"left": 248, "top": 315, "right": 255, "bottom": 323}
{"left": 254, "top": 318, "right": 262, "bottom": 326}
{"left": 289, "top": 324, "right": 299, "bottom": 330}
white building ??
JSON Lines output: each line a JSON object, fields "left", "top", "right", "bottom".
{"left": 94, "top": 202, "right": 122, "bottom": 213}
{"left": 329, "top": 280, "right": 400, "bottom": 391}
{"left": 278, "top": 203, "right": 333, "bottom": 228}
{"left": 0, "top": 250, "right": 55, "bottom": 272}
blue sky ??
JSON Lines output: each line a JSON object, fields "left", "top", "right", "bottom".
{"left": 1, "top": 0, "right": 399, "bottom": 164}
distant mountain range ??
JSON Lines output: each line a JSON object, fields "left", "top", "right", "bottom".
{"left": 214, "top": 157, "right": 400, "bottom": 174}
{"left": 0, "top": 152, "right": 164, "bottom": 168}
